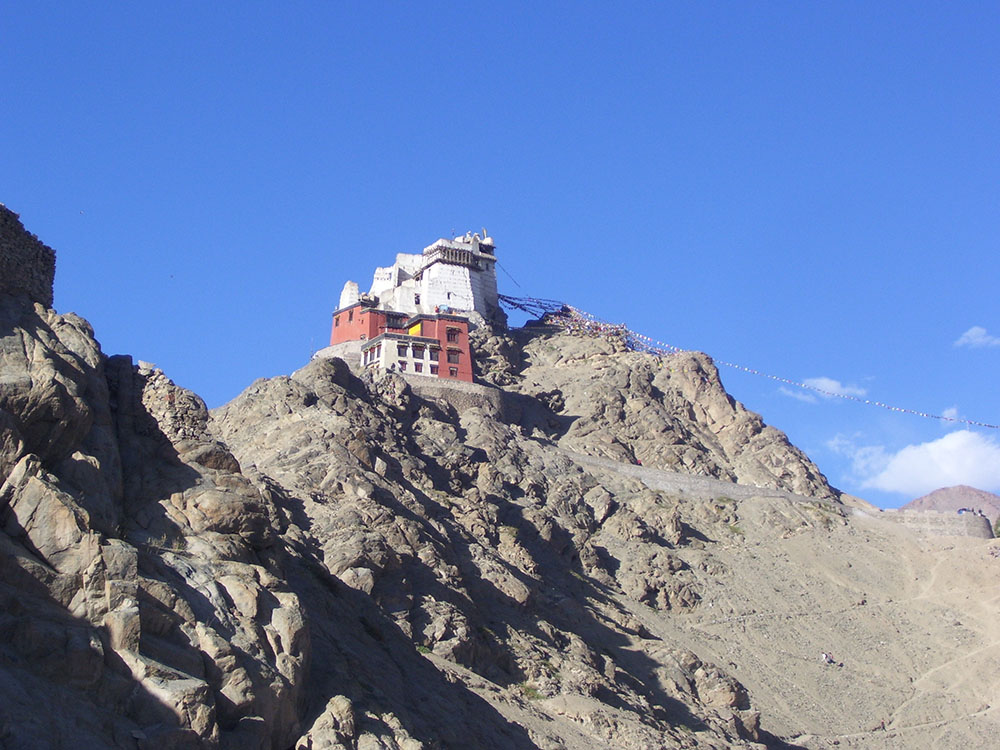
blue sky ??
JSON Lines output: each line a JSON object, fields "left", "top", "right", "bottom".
{"left": 3, "top": 2, "right": 998, "bottom": 508}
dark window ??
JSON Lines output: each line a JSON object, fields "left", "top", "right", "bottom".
{"left": 429, "top": 349, "right": 439, "bottom": 361}
{"left": 399, "top": 361, "right": 407, "bottom": 371}
{"left": 334, "top": 316, "right": 340, "bottom": 327}
{"left": 430, "top": 364, "right": 439, "bottom": 375}
{"left": 447, "top": 351, "right": 460, "bottom": 364}
{"left": 414, "top": 294, "right": 421, "bottom": 305}
{"left": 449, "top": 367, "right": 458, "bottom": 377}
{"left": 397, "top": 344, "right": 408, "bottom": 357}
{"left": 446, "top": 328, "right": 460, "bottom": 343}
{"left": 414, "top": 362, "right": 423, "bottom": 373}
{"left": 412, "top": 345, "right": 425, "bottom": 359}
{"left": 376, "top": 344, "right": 381, "bottom": 356}
{"left": 348, "top": 310, "right": 354, "bottom": 322}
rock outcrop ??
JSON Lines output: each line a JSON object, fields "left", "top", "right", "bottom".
{"left": 1, "top": 215, "right": 307, "bottom": 749}
{"left": 504, "top": 325, "right": 835, "bottom": 500}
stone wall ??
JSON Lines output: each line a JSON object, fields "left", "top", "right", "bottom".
{"left": 407, "top": 376, "right": 506, "bottom": 420}
{"left": 423, "top": 262, "right": 476, "bottom": 312}
{"left": 876, "top": 508, "right": 994, "bottom": 539}
{"left": 0, "top": 205, "right": 55, "bottom": 307}
{"left": 314, "top": 341, "right": 364, "bottom": 369}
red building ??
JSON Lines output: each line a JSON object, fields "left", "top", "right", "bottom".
{"left": 330, "top": 300, "right": 473, "bottom": 382}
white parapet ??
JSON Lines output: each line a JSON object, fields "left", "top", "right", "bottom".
{"left": 358, "top": 231, "right": 501, "bottom": 325}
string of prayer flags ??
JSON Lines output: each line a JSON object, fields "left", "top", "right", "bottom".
{"left": 497, "top": 295, "right": 999, "bottom": 430}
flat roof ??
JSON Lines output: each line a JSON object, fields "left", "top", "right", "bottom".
{"left": 362, "top": 332, "right": 442, "bottom": 348}
{"left": 333, "top": 305, "right": 471, "bottom": 326}
{"left": 332, "top": 299, "right": 380, "bottom": 316}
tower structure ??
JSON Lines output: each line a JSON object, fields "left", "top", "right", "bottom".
{"left": 337, "top": 230, "right": 502, "bottom": 324}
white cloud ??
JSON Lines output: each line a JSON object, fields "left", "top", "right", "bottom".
{"left": 803, "top": 376, "right": 867, "bottom": 397}
{"left": 940, "top": 406, "right": 960, "bottom": 428}
{"left": 954, "top": 326, "right": 1000, "bottom": 349}
{"left": 827, "top": 435, "right": 891, "bottom": 478}
{"left": 779, "top": 386, "right": 817, "bottom": 403}
{"left": 860, "top": 431, "right": 1000, "bottom": 496}
{"left": 786, "top": 376, "right": 867, "bottom": 400}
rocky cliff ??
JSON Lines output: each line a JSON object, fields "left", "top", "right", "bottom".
{"left": 3, "top": 211, "right": 1000, "bottom": 750}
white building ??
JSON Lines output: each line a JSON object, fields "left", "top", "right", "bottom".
{"left": 337, "top": 230, "right": 504, "bottom": 327}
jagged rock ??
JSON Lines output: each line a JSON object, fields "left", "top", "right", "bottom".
{"left": 470, "top": 327, "right": 522, "bottom": 386}
{"left": 0, "top": 212, "right": 310, "bottom": 748}
{"left": 295, "top": 694, "right": 356, "bottom": 749}
{"left": 0, "top": 300, "right": 101, "bottom": 477}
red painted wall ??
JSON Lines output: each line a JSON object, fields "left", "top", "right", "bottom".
{"left": 330, "top": 305, "right": 385, "bottom": 345}
{"left": 422, "top": 317, "right": 473, "bottom": 382}
{"left": 334, "top": 309, "right": 473, "bottom": 382}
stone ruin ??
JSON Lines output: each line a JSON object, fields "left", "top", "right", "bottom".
{"left": 0, "top": 204, "right": 56, "bottom": 308}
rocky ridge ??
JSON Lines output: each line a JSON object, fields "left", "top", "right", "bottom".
{"left": 3, "top": 208, "right": 1000, "bottom": 749}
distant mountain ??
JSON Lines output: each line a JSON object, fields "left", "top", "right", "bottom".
{"left": 902, "top": 485, "right": 1000, "bottom": 519}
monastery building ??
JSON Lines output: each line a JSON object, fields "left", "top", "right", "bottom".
{"left": 319, "top": 231, "right": 502, "bottom": 383}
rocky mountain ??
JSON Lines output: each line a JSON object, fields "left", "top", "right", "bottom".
{"left": 3, "top": 205, "right": 1000, "bottom": 749}
{"left": 902, "top": 485, "right": 1000, "bottom": 519}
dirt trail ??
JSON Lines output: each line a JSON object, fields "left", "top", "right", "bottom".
{"left": 562, "top": 449, "right": 824, "bottom": 505}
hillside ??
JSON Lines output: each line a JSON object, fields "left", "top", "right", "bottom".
{"left": 2, "top": 206, "right": 1000, "bottom": 749}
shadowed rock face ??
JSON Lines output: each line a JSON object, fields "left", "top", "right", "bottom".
{"left": 4, "top": 212, "right": 1000, "bottom": 750}
{"left": 1, "top": 307, "right": 307, "bottom": 748}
